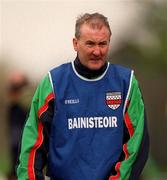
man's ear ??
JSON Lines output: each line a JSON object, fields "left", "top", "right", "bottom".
{"left": 73, "top": 38, "right": 78, "bottom": 52}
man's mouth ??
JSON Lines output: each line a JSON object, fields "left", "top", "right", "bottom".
{"left": 90, "top": 57, "right": 102, "bottom": 61}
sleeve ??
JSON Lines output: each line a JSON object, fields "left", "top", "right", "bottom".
{"left": 109, "top": 72, "right": 149, "bottom": 180}
{"left": 17, "top": 73, "right": 55, "bottom": 180}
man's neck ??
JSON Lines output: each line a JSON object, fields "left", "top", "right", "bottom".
{"left": 74, "top": 57, "right": 107, "bottom": 79}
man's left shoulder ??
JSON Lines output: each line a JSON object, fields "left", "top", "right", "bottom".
{"left": 108, "top": 63, "right": 133, "bottom": 77}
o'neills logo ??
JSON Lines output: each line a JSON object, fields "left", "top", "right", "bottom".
{"left": 106, "top": 92, "right": 122, "bottom": 110}
{"left": 68, "top": 116, "right": 117, "bottom": 130}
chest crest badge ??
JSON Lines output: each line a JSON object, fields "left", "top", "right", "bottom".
{"left": 106, "top": 92, "right": 122, "bottom": 110}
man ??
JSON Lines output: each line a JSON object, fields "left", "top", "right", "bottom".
{"left": 7, "top": 72, "right": 29, "bottom": 180}
{"left": 17, "top": 13, "right": 149, "bottom": 180}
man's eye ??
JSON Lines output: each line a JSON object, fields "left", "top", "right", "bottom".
{"left": 99, "top": 42, "right": 108, "bottom": 47}
{"left": 86, "top": 42, "right": 94, "bottom": 47}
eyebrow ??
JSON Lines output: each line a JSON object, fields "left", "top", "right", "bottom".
{"left": 85, "top": 40, "right": 108, "bottom": 44}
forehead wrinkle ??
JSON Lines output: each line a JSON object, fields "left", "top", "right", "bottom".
{"left": 80, "top": 26, "right": 110, "bottom": 43}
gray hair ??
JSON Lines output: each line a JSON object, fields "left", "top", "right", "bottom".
{"left": 75, "top": 12, "right": 112, "bottom": 39}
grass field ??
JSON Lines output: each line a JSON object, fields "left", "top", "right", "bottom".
{"left": 0, "top": 152, "right": 10, "bottom": 179}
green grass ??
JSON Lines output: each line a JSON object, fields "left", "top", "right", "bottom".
{"left": 0, "top": 153, "right": 11, "bottom": 176}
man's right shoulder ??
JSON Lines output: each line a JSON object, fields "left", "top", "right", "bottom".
{"left": 48, "top": 62, "right": 72, "bottom": 85}
{"left": 50, "top": 62, "right": 71, "bottom": 74}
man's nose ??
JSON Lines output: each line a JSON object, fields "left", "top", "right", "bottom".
{"left": 92, "top": 46, "right": 101, "bottom": 56}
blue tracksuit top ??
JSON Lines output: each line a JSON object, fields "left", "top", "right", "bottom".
{"left": 48, "top": 61, "right": 131, "bottom": 180}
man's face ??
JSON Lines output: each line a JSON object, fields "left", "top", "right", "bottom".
{"left": 73, "top": 24, "right": 111, "bottom": 70}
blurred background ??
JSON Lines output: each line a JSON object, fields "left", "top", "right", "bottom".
{"left": 0, "top": 0, "right": 167, "bottom": 179}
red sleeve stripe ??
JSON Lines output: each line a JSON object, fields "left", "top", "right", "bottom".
{"left": 28, "top": 93, "right": 55, "bottom": 180}
{"left": 123, "top": 144, "right": 129, "bottom": 160}
{"left": 109, "top": 162, "right": 121, "bottom": 180}
{"left": 38, "top": 93, "right": 55, "bottom": 118}
{"left": 109, "top": 105, "right": 134, "bottom": 180}
{"left": 124, "top": 111, "right": 134, "bottom": 137}
{"left": 28, "top": 122, "right": 43, "bottom": 180}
